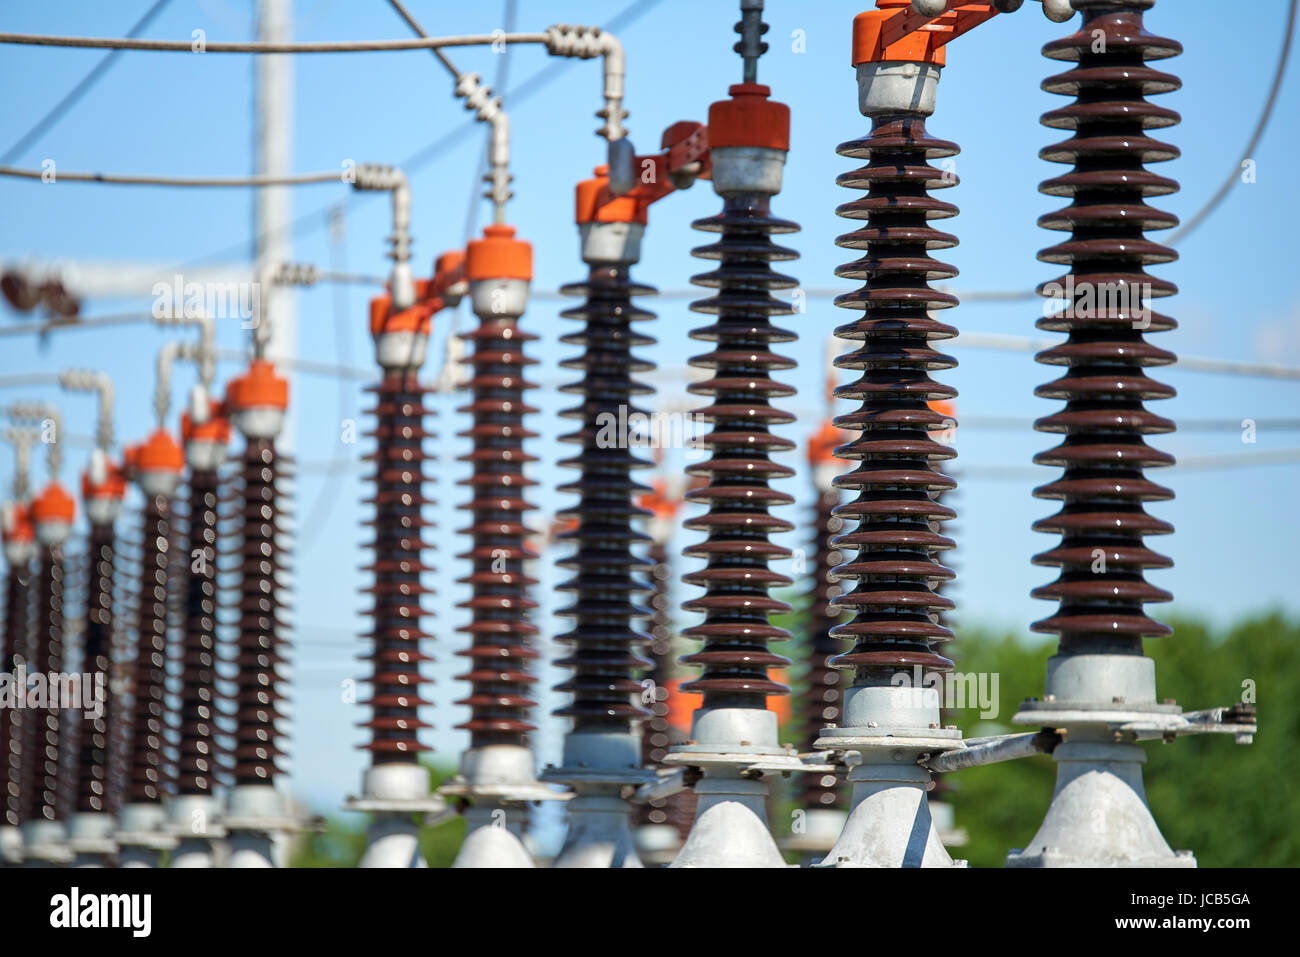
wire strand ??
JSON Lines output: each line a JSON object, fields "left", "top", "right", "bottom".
{"left": 1169, "top": 0, "right": 1297, "bottom": 245}
{"left": 157, "top": 0, "right": 665, "bottom": 273}
{"left": 384, "top": 0, "right": 462, "bottom": 79}
{"left": 0, "top": 165, "right": 344, "bottom": 186}
{"left": 0, "top": 0, "right": 174, "bottom": 164}
{"left": 0, "top": 30, "right": 546, "bottom": 54}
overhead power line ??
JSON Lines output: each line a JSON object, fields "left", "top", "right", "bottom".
{"left": 5, "top": 309, "right": 1299, "bottom": 384}
{"left": 1, "top": 0, "right": 174, "bottom": 164}
{"left": 163, "top": 0, "right": 665, "bottom": 271}
{"left": 0, "top": 165, "right": 345, "bottom": 187}
{"left": 0, "top": 30, "right": 547, "bottom": 54}
{"left": 959, "top": 448, "right": 1300, "bottom": 480}
{"left": 1168, "top": 0, "right": 1297, "bottom": 245}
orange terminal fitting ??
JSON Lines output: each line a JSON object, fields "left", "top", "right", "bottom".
{"left": 226, "top": 358, "right": 289, "bottom": 413}
{"left": 368, "top": 249, "right": 467, "bottom": 340}
{"left": 2, "top": 501, "right": 35, "bottom": 546}
{"left": 181, "top": 398, "right": 232, "bottom": 448}
{"left": 708, "top": 83, "right": 790, "bottom": 151}
{"left": 466, "top": 224, "right": 533, "bottom": 282}
{"left": 135, "top": 429, "right": 185, "bottom": 475}
{"left": 31, "top": 480, "right": 76, "bottom": 543}
{"left": 853, "top": 1, "right": 1002, "bottom": 66}
{"left": 227, "top": 358, "right": 290, "bottom": 440}
{"left": 577, "top": 165, "right": 651, "bottom": 225}
{"left": 808, "top": 420, "right": 846, "bottom": 466}
{"left": 81, "top": 458, "right": 127, "bottom": 504}
{"left": 132, "top": 428, "right": 185, "bottom": 498}
{"left": 636, "top": 477, "right": 683, "bottom": 523}
{"left": 575, "top": 121, "right": 711, "bottom": 225}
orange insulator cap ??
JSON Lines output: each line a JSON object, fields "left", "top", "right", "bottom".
{"left": 81, "top": 460, "right": 127, "bottom": 502}
{"left": 32, "top": 482, "right": 76, "bottom": 525}
{"left": 181, "top": 401, "right": 231, "bottom": 445}
{"left": 853, "top": 3, "right": 948, "bottom": 66}
{"left": 368, "top": 296, "right": 438, "bottom": 338}
{"left": 227, "top": 359, "right": 289, "bottom": 412}
{"left": 136, "top": 429, "right": 185, "bottom": 474}
{"left": 636, "top": 478, "right": 680, "bottom": 521}
{"left": 708, "top": 84, "right": 790, "bottom": 151}
{"left": 575, "top": 166, "right": 648, "bottom": 226}
{"left": 808, "top": 420, "right": 844, "bottom": 466}
{"left": 3, "top": 503, "right": 35, "bottom": 544}
{"left": 466, "top": 224, "right": 533, "bottom": 281}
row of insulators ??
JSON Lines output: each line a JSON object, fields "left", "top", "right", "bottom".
{"left": 0, "top": 441, "right": 290, "bottom": 826}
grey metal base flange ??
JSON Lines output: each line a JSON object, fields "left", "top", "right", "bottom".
{"left": 19, "top": 819, "right": 72, "bottom": 867}
{"left": 1007, "top": 652, "right": 1200, "bottom": 868}
{"left": 225, "top": 784, "right": 317, "bottom": 868}
{"left": 662, "top": 706, "right": 803, "bottom": 868}
{"left": 116, "top": 801, "right": 177, "bottom": 868}
{"left": 441, "top": 744, "right": 563, "bottom": 869}
{"left": 1008, "top": 702, "right": 1197, "bottom": 868}
{"left": 450, "top": 803, "right": 536, "bottom": 868}
{"left": 166, "top": 794, "right": 226, "bottom": 868}
{"left": 814, "top": 727, "right": 966, "bottom": 868}
{"left": 347, "top": 763, "right": 446, "bottom": 869}
{"left": 67, "top": 812, "right": 118, "bottom": 867}
{"left": 0, "top": 824, "right": 23, "bottom": 866}
{"left": 543, "top": 760, "right": 658, "bottom": 869}
{"left": 811, "top": 674, "right": 967, "bottom": 869}
{"left": 665, "top": 768, "right": 790, "bottom": 868}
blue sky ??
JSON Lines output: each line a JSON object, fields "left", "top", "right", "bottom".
{"left": 1, "top": 1, "right": 1297, "bottom": 819}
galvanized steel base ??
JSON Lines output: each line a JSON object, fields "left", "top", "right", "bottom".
{"left": 669, "top": 772, "right": 787, "bottom": 869}
{"left": 1006, "top": 733, "right": 1195, "bottom": 868}
{"left": 451, "top": 804, "right": 534, "bottom": 869}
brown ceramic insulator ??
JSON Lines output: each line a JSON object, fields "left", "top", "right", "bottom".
{"left": 634, "top": 539, "right": 696, "bottom": 838}
{"left": 798, "top": 487, "right": 848, "bottom": 810}
{"left": 176, "top": 470, "right": 222, "bottom": 795}
{"left": 358, "top": 372, "right": 435, "bottom": 762}
{"left": 20, "top": 544, "right": 65, "bottom": 822}
{"left": 928, "top": 457, "right": 958, "bottom": 804}
{"left": 108, "top": 521, "right": 140, "bottom": 814}
{"left": 1032, "top": 0, "right": 1181, "bottom": 655}
{"left": 2, "top": 562, "right": 31, "bottom": 825}
{"left": 455, "top": 314, "right": 540, "bottom": 748}
{"left": 231, "top": 439, "right": 287, "bottom": 785}
{"left": 826, "top": 113, "right": 961, "bottom": 683}
{"left": 74, "top": 523, "right": 115, "bottom": 814}
{"left": 553, "top": 265, "right": 655, "bottom": 734}
{"left": 126, "top": 496, "right": 171, "bottom": 803}
{"left": 678, "top": 192, "right": 799, "bottom": 709}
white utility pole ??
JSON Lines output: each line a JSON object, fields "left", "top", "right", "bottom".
{"left": 256, "top": 0, "right": 296, "bottom": 449}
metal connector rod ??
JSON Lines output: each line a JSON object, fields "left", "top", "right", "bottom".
{"left": 57, "top": 369, "right": 114, "bottom": 452}
{"left": 153, "top": 341, "right": 200, "bottom": 428}
{"left": 544, "top": 25, "right": 627, "bottom": 141}
{"left": 630, "top": 767, "right": 695, "bottom": 806}
{"left": 152, "top": 313, "right": 216, "bottom": 387}
{"left": 1126, "top": 704, "right": 1258, "bottom": 745}
{"left": 7, "top": 402, "right": 62, "bottom": 477}
{"left": 2, "top": 427, "right": 37, "bottom": 499}
{"left": 922, "top": 730, "right": 1060, "bottom": 774}
{"left": 454, "top": 75, "right": 513, "bottom": 224}
{"left": 349, "top": 164, "right": 415, "bottom": 308}
{"left": 736, "top": 1, "right": 767, "bottom": 83}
